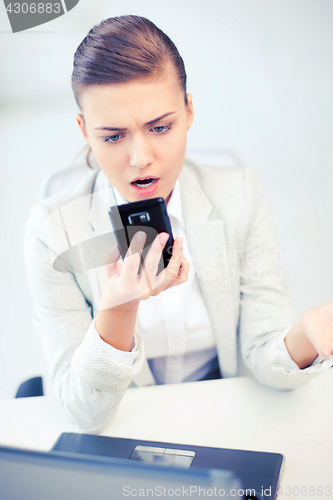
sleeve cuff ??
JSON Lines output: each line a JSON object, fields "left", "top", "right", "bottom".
{"left": 71, "top": 319, "right": 146, "bottom": 392}
{"left": 93, "top": 318, "right": 140, "bottom": 367}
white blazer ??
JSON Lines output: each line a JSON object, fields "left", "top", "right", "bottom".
{"left": 24, "top": 158, "right": 329, "bottom": 432}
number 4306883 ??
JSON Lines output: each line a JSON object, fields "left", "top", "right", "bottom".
{"left": 5, "top": 3, "right": 61, "bottom": 14}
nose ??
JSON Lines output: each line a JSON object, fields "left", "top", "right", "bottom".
{"left": 129, "top": 134, "right": 153, "bottom": 170}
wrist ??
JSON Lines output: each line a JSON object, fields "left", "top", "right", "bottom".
{"left": 99, "top": 299, "right": 140, "bottom": 313}
{"left": 96, "top": 301, "right": 140, "bottom": 352}
{"left": 284, "top": 313, "right": 318, "bottom": 369}
{"left": 99, "top": 287, "right": 141, "bottom": 312}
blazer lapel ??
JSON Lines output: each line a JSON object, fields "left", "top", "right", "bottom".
{"left": 179, "top": 162, "right": 238, "bottom": 376}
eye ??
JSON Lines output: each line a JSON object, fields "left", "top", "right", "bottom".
{"left": 103, "top": 134, "right": 125, "bottom": 143}
{"left": 151, "top": 125, "right": 171, "bottom": 133}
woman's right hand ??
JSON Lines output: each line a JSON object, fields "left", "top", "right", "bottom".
{"left": 99, "top": 231, "right": 189, "bottom": 312}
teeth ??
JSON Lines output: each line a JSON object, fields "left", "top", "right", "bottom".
{"left": 134, "top": 179, "right": 155, "bottom": 188}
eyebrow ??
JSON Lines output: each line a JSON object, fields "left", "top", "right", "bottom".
{"left": 94, "top": 112, "right": 177, "bottom": 131}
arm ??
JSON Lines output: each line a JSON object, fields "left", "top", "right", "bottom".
{"left": 238, "top": 169, "right": 333, "bottom": 389}
{"left": 24, "top": 203, "right": 145, "bottom": 433}
{"left": 24, "top": 202, "right": 188, "bottom": 432}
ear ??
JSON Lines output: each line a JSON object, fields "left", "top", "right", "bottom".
{"left": 76, "top": 113, "right": 89, "bottom": 143}
{"left": 186, "top": 94, "right": 194, "bottom": 130}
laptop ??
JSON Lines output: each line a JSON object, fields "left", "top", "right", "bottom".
{"left": 51, "top": 432, "right": 285, "bottom": 499}
{"left": 0, "top": 443, "right": 242, "bottom": 500}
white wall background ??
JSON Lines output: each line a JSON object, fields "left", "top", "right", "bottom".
{"left": 1, "top": 0, "right": 333, "bottom": 399}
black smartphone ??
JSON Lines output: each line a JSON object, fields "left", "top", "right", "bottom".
{"left": 109, "top": 197, "right": 174, "bottom": 275}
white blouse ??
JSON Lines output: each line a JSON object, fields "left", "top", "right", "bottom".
{"left": 93, "top": 180, "right": 219, "bottom": 384}
{"left": 93, "top": 180, "right": 325, "bottom": 384}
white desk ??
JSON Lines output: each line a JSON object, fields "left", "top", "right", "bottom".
{"left": 1, "top": 371, "right": 333, "bottom": 498}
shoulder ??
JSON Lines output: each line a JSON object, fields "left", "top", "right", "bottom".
{"left": 42, "top": 167, "right": 100, "bottom": 212}
{"left": 183, "top": 157, "right": 260, "bottom": 186}
{"left": 182, "top": 157, "right": 264, "bottom": 211}
{"left": 27, "top": 168, "right": 100, "bottom": 218}
{"left": 25, "top": 167, "right": 101, "bottom": 239}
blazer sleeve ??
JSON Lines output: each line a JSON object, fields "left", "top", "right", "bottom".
{"left": 238, "top": 168, "right": 333, "bottom": 389}
{"left": 24, "top": 202, "right": 145, "bottom": 433}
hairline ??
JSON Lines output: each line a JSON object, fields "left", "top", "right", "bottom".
{"left": 76, "top": 62, "right": 188, "bottom": 113}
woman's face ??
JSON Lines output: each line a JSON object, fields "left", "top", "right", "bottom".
{"left": 76, "top": 66, "right": 194, "bottom": 203}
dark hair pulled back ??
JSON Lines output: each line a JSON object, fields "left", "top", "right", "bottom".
{"left": 71, "top": 15, "right": 188, "bottom": 110}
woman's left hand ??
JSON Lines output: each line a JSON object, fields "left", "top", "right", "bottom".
{"left": 285, "top": 300, "right": 333, "bottom": 368}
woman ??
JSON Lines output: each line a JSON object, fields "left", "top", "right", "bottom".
{"left": 25, "top": 15, "right": 333, "bottom": 432}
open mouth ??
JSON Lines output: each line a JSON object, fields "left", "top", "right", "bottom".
{"left": 131, "top": 178, "right": 158, "bottom": 189}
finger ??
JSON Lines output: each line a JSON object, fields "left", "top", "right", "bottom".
{"left": 322, "top": 347, "right": 333, "bottom": 358}
{"left": 122, "top": 231, "right": 147, "bottom": 283}
{"left": 101, "top": 244, "right": 120, "bottom": 265}
{"left": 149, "top": 237, "right": 184, "bottom": 294}
{"left": 316, "top": 305, "right": 333, "bottom": 357}
{"left": 308, "top": 326, "right": 333, "bottom": 358}
{"left": 142, "top": 232, "right": 169, "bottom": 284}
{"left": 124, "top": 230, "right": 147, "bottom": 259}
{"left": 164, "top": 256, "right": 190, "bottom": 290}
{"left": 150, "top": 255, "right": 189, "bottom": 297}
{"left": 101, "top": 244, "right": 121, "bottom": 279}
{"left": 303, "top": 307, "right": 333, "bottom": 358}
{"left": 163, "top": 237, "right": 184, "bottom": 283}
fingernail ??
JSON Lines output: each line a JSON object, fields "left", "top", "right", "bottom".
{"left": 322, "top": 346, "right": 332, "bottom": 357}
{"left": 110, "top": 244, "right": 119, "bottom": 255}
{"left": 135, "top": 231, "right": 145, "bottom": 243}
{"left": 159, "top": 233, "right": 169, "bottom": 245}
{"left": 177, "top": 237, "right": 183, "bottom": 248}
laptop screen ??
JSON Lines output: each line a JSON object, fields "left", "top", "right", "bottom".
{"left": 0, "top": 445, "right": 243, "bottom": 500}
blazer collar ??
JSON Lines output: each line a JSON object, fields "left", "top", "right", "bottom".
{"left": 88, "top": 169, "right": 117, "bottom": 236}
{"left": 179, "top": 159, "right": 213, "bottom": 223}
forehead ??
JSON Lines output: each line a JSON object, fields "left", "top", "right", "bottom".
{"left": 80, "top": 72, "right": 184, "bottom": 125}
